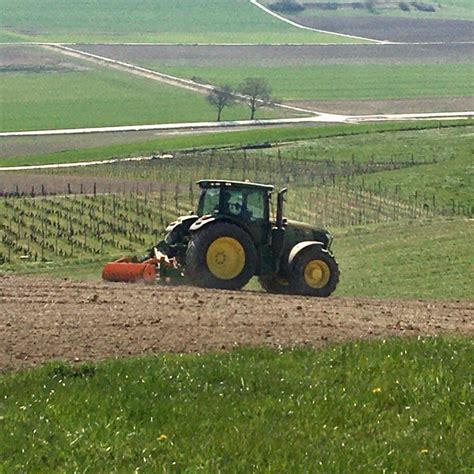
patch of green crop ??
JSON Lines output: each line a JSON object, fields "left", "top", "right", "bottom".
{"left": 0, "top": 0, "right": 360, "bottom": 44}
{"left": 153, "top": 64, "right": 474, "bottom": 101}
{"left": 351, "top": 152, "right": 474, "bottom": 209}
{"left": 0, "top": 66, "right": 282, "bottom": 133}
{"left": 333, "top": 218, "right": 474, "bottom": 299}
{"left": 250, "top": 124, "right": 474, "bottom": 208}
{"left": 1, "top": 337, "right": 472, "bottom": 471}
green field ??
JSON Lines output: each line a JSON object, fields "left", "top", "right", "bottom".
{"left": 247, "top": 124, "right": 474, "bottom": 208}
{"left": 0, "top": 64, "right": 286, "bottom": 133}
{"left": 0, "top": 0, "right": 360, "bottom": 44}
{"left": 150, "top": 64, "right": 474, "bottom": 101}
{"left": 1, "top": 337, "right": 472, "bottom": 471}
{"left": 1, "top": 121, "right": 472, "bottom": 211}
{"left": 1, "top": 122, "right": 473, "bottom": 300}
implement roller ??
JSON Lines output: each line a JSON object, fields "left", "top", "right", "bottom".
{"left": 102, "top": 251, "right": 180, "bottom": 284}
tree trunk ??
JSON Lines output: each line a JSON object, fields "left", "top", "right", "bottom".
{"left": 250, "top": 103, "right": 256, "bottom": 120}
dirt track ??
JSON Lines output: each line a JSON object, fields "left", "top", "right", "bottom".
{"left": 1, "top": 275, "right": 472, "bottom": 372}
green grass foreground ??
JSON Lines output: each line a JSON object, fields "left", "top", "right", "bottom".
{"left": 0, "top": 337, "right": 472, "bottom": 471}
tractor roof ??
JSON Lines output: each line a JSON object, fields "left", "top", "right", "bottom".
{"left": 197, "top": 179, "right": 274, "bottom": 192}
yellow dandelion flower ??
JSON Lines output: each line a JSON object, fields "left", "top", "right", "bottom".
{"left": 158, "top": 434, "right": 168, "bottom": 441}
{"left": 372, "top": 387, "right": 382, "bottom": 394}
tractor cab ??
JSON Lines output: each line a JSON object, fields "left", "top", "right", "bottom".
{"left": 196, "top": 180, "right": 275, "bottom": 245}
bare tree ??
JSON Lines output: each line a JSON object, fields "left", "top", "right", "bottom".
{"left": 240, "top": 77, "right": 271, "bottom": 120}
{"left": 206, "top": 84, "right": 235, "bottom": 122}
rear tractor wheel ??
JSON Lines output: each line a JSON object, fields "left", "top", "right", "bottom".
{"left": 186, "top": 222, "right": 256, "bottom": 290}
{"left": 289, "top": 245, "right": 339, "bottom": 297}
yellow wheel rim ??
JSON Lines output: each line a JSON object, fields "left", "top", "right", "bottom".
{"left": 303, "top": 260, "right": 330, "bottom": 289}
{"left": 206, "top": 237, "right": 245, "bottom": 280}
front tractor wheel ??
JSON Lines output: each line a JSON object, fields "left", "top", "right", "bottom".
{"left": 289, "top": 246, "right": 339, "bottom": 297}
{"left": 186, "top": 222, "right": 257, "bottom": 290}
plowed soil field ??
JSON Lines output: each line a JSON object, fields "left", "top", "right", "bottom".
{"left": 77, "top": 43, "right": 474, "bottom": 66}
{"left": 286, "top": 16, "right": 474, "bottom": 43}
{"left": 1, "top": 275, "right": 472, "bottom": 372}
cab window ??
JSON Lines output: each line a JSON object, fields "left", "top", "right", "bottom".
{"left": 245, "top": 190, "right": 265, "bottom": 220}
{"left": 198, "top": 188, "right": 220, "bottom": 216}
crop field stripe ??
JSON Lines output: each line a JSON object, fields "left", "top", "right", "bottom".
{"left": 250, "top": 0, "right": 383, "bottom": 44}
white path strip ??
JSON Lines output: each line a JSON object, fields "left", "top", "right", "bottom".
{"left": 2, "top": 112, "right": 473, "bottom": 138}
{"left": 0, "top": 155, "right": 163, "bottom": 172}
{"left": 249, "top": 0, "right": 384, "bottom": 44}
{"left": 0, "top": 116, "right": 344, "bottom": 138}
{"left": 345, "top": 111, "right": 474, "bottom": 123}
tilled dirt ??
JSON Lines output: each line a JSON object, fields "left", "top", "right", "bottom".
{"left": 1, "top": 275, "right": 472, "bottom": 372}
{"left": 286, "top": 16, "right": 474, "bottom": 43}
{"left": 288, "top": 97, "right": 474, "bottom": 115}
{"left": 77, "top": 43, "right": 474, "bottom": 67}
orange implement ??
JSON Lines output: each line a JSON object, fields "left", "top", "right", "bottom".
{"left": 102, "top": 257, "right": 157, "bottom": 283}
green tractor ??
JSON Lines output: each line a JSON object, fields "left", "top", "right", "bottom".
{"left": 156, "top": 179, "right": 339, "bottom": 296}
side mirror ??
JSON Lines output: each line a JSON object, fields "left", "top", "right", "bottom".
{"left": 276, "top": 188, "right": 287, "bottom": 229}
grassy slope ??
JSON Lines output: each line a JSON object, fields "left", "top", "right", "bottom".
{"left": 1, "top": 338, "right": 472, "bottom": 471}
{"left": 333, "top": 218, "right": 474, "bottom": 299}
{"left": 3, "top": 122, "right": 470, "bottom": 210}
{"left": 257, "top": 125, "right": 474, "bottom": 208}
{"left": 0, "top": 0, "right": 358, "bottom": 44}
{"left": 1, "top": 68, "right": 283, "bottom": 133}
{"left": 1, "top": 121, "right": 469, "bottom": 167}
{"left": 152, "top": 64, "right": 474, "bottom": 101}
{"left": 354, "top": 152, "right": 473, "bottom": 209}
{"left": 1, "top": 122, "right": 472, "bottom": 300}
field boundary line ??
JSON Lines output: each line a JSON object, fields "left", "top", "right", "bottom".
{"left": 249, "top": 0, "right": 384, "bottom": 44}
